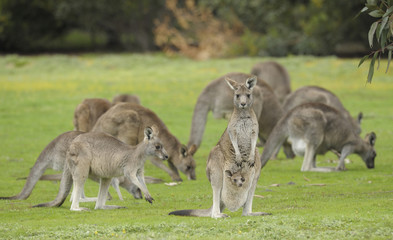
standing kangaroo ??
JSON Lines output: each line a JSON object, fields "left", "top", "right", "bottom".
{"left": 0, "top": 131, "right": 142, "bottom": 201}
{"left": 169, "top": 76, "right": 270, "bottom": 218}
{"left": 93, "top": 103, "right": 197, "bottom": 181}
{"left": 188, "top": 72, "right": 285, "bottom": 157}
{"left": 260, "top": 103, "right": 377, "bottom": 172}
{"left": 34, "top": 127, "right": 168, "bottom": 209}
{"left": 251, "top": 61, "right": 291, "bottom": 103}
{"left": 283, "top": 86, "right": 362, "bottom": 135}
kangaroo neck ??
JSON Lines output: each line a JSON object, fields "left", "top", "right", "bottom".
{"left": 125, "top": 141, "right": 149, "bottom": 163}
{"left": 233, "top": 107, "right": 252, "bottom": 119}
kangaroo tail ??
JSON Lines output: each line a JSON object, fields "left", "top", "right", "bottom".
{"left": 260, "top": 116, "right": 289, "bottom": 168}
{"left": 169, "top": 207, "right": 212, "bottom": 217}
{"left": 32, "top": 166, "right": 73, "bottom": 208}
{"left": 187, "top": 94, "right": 211, "bottom": 150}
{"left": 0, "top": 154, "right": 52, "bottom": 200}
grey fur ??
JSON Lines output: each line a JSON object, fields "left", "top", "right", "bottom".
{"left": 73, "top": 98, "right": 112, "bottom": 132}
{"left": 112, "top": 94, "right": 141, "bottom": 106}
{"left": 187, "top": 72, "right": 286, "bottom": 157}
{"left": 170, "top": 76, "right": 270, "bottom": 218}
{"left": 34, "top": 127, "right": 168, "bottom": 210}
{"left": 93, "top": 103, "right": 196, "bottom": 181}
{"left": 0, "top": 131, "right": 142, "bottom": 201}
{"left": 260, "top": 103, "right": 377, "bottom": 172}
{"left": 250, "top": 61, "right": 291, "bottom": 103}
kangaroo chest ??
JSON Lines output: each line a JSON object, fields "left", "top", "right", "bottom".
{"left": 234, "top": 117, "right": 257, "bottom": 155}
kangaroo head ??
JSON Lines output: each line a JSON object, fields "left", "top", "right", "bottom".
{"left": 225, "top": 170, "right": 245, "bottom": 187}
{"left": 225, "top": 75, "right": 257, "bottom": 110}
{"left": 360, "top": 132, "right": 377, "bottom": 169}
{"left": 177, "top": 144, "right": 197, "bottom": 180}
{"left": 144, "top": 125, "right": 169, "bottom": 161}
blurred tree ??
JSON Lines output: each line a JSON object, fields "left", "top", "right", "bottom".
{"left": 0, "top": 0, "right": 68, "bottom": 52}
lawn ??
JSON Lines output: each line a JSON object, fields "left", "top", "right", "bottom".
{"left": 0, "top": 53, "right": 392, "bottom": 239}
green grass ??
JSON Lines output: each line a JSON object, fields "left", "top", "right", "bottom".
{"left": 0, "top": 54, "right": 392, "bottom": 239}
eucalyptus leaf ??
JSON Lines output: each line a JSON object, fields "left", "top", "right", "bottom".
{"left": 382, "top": 6, "right": 393, "bottom": 17}
{"left": 379, "top": 16, "right": 389, "bottom": 39}
{"left": 367, "top": 52, "right": 378, "bottom": 83}
{"left": 358, "top": 55, "right": 370, "bottom": 67}
{"left": 369, "top": 21, "right": 379, "bottom": 47}
{"left": 369, "top": 10, "right": 384, "bottom": 17}
{"left": 387, "top": 50, "right": 392, "bottom": 73}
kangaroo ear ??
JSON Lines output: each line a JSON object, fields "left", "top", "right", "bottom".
{"left": 180, "top": 144, "right": 188, "bottom": 157}
{"left": 246, "top": 76, "right": 257, "bottom": 90}
{"left": 367, "top": 132, "right": 376, "bottom": 146}
{"left": 144, "top": 127, "right": 153, "bottom": 140}
{"left": 225, "top": 170, "right": 232, "bottom": 178}
{"left": 188, "top": 144, "right": 197, "bottom": 156}
{"left": 357, "top": 112, "right": 363, "bottom": 124}
{"left": 225, "top": 77, "right": 238, "bottom": 91}
{"left": 151, "top": 124, "right": 159, "bottom": 136}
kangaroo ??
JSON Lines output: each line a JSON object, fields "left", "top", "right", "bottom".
{"left": 169, "top": 76, "right": 270, "bottom": 218}
{"left": 250, "top": 61, "right": 291, "bottom": 103}
{"left": 188, "top": 72, "right": 287, "bottom": 157}
{"left": 283, "top": 86, "right": 362, "bottom": 135}
{"left": 73, "top": 98, "right": 112, "bottom": 132}
{"left": 260, "top": 103, "right": 377, "bottom": 172}
{"left": 93, "top": 103, "right": 196, "bottom": 181}
{"left": 112, "top": 94, "right": 141, "bottom": 105}
{"left": 0, "top": 131, "right": 142, "bottom": 201}
{"left": 225, "top": 169, "right": 246, "bottom": 187}
{"left": 33, "top": 126, "right": 168, "bottom": 209}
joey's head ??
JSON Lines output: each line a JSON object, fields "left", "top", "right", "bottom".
{"left": 225, "top": 170, "right": 245, "bottom": 187}
{"left": 359, "top": 132, "right": 377, "bottom": 169}
{"left": 144, "top": 126, "right": 169, "bottom": 161}
{"left": 225, "top": 75, "right": 257, "bottom": 110}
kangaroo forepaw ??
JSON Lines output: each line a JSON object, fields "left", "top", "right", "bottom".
{"left": 145, "top": 196, "right": 154, "bottom": 204}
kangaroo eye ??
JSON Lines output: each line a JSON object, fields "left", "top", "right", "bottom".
{"left": 246, "top": 94, "right": 251, "bottom": 98}
{"left": 236, "top": 94, "right": 240, "bottom": 99}
{"left": 234, "top": 179, "right": 237, "bottom": 182}
{"left": 155, "top": 145, "right": 161, "bottom": 150}
{"left": 241, "top": 177, "right": 245, "bottom": 182}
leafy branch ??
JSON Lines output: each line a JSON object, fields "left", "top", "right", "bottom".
{"left": 358, "top": 0, "right": 393, "bottom": 83}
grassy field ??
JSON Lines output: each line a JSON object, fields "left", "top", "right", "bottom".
{"left": 0, "top": 54, "right": 392, "bottom": 239}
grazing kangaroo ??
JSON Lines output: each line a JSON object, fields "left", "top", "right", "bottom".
{"left": 73, "top": 98, "right": 112, "bottom": 132}
{"left": 112, "top": 94, "right": 141, "bottom": 105}
{"left": 0, "top": 131, "right": 142, "bottom": 201}
{"left": 260, "top": 103, "right": 377, "bottom": 172}
{"left": 34, "top": 127, "right": 168, "bottom": 209}
{"left": 283, "top": 86, "right": 362, "bottom": 135}
{"left": 251, "top": 61, "right": 291, "bottom": 103}
{"left": 188, "top": 72, "right": 286, "bottom": 157}
{"left": 169, "top": 76, "right": 270, "bottom": 218}
{"left": 93, "top": 103, "right": 196, "bottom": 181}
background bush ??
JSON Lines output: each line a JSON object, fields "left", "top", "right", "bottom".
{"left": 0, "top": 0, "right": 375, "bottom": 57}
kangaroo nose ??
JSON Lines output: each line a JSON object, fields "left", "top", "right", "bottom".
{"left": 241, "top": 103, "right": 246, "bottom": 107}
{"left": 163, "top": 154, "right": 169, "bottom": 160}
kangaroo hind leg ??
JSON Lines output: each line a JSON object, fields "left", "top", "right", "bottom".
{"left": 95, "top": 178, "right": 125, "bottom": 210}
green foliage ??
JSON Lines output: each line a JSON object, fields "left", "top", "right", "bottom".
{"left": 0, "top": 54, "right": 392, "bottom": 239}
{"left": 359, "top": 0, "right": 393, "bottom": 83}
